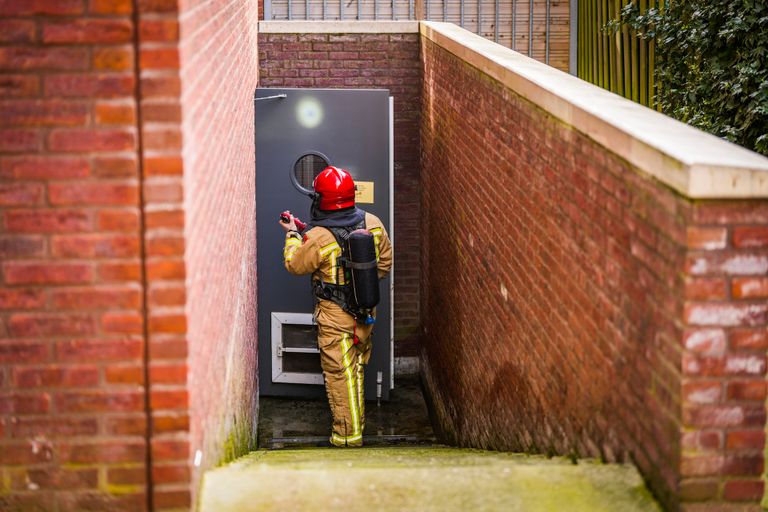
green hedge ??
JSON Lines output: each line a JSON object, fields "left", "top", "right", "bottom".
{"left": 613, "top": 0, "right": 768, "bottom": 156}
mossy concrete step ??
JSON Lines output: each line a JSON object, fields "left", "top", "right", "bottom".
{"left": 199, "top": 446, "right": 660, "bottom": 511}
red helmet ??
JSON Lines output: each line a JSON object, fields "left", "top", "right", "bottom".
{"left": 313, "top": 166, "right": 355, "bottom": 210}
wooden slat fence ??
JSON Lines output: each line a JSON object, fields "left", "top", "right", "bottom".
{"left": 577, "top": 0, "right": 661, "bottom": 109}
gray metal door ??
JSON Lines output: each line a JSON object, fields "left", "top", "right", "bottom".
{"left": 255, "top": 88, "right": 392, "bottom": 400}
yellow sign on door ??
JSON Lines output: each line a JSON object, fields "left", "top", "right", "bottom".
{"left": 355, "top": 181, "right": 374, "bottom": 204}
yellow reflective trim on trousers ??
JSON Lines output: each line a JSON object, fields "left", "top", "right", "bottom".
{"left": 331, "top": 432, "right": 362, "bottom": 445}
{"left": 340, "top": 334, "right": 360, "bottom": 434}
{"left": 340, "top": 333, "right": 360, "bottom": 436}
{"left": 356, "top": 352, "right": 364, "bottom": 427}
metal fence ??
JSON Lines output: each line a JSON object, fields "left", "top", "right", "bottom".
{"left": 264, "top": 0, "right": 573, "bottom": 70}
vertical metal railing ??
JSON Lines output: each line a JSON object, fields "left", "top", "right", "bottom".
{"left": 476, "top": 0, "right": 481, "bottom": 36}
{"left": 528, "top": 0, "right": 533, "bottom": 57}
{"left": 511, "top": 0, "right": 516, "bottom": 51}
{"left": 570, "top": 0, "right": 577, "bottom": 73}
{"left": 270, "top": 0, "right": 561, "bottom": 67}
{"left": 545, "top": 0, "right": 550, "bottom": 63}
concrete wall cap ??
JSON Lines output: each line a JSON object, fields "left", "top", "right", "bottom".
{"left": 420, "top": 21, "right": 768, "bottom": 199}
{"left": 259, "top": 21, "right": 419, "bottom": 33}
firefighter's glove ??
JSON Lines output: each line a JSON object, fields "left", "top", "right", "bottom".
{"left": 278, "top": 214, "right": 298, "bottom": 232}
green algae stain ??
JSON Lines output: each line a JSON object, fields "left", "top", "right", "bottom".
{"left": 218, "top": 419, "right": 256, "bottom": 467}
{"left": 193, "top": 412, "right": 258, "bottom": 512}
{"left": 502, "top": 464, "right": 658, "bottom": 512}
{"left": 200, "top": 447, "right": 661, "bottom": 512}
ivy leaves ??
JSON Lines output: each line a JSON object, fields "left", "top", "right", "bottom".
{"left": 613, "top": 0, "right": 768, "bottom": 155}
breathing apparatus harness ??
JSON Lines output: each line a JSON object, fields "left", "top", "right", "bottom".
{"left": 291, "top": 169, "right": 382, "bottom": 334}
{"left": 312, "top": 217, "right": 380, "bottom": 326}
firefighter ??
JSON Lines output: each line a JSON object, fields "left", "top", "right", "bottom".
{"left": 279, "top": 166, "right": 392, "bottom": 447}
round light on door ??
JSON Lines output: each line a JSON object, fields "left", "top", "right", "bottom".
{"left": 296, "top": 97, "right": 323, "bottom": 129}
{"left": 291, "top": 153, "right": 329, "bottom": 195}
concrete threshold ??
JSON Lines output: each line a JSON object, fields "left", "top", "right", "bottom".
{"left": 269, "top": 434, "right": 436, "bottom": 448}
{"left": 200, "top": 446, "right": 661, "bottom": 511}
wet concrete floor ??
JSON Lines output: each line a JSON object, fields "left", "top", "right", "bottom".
{"left": 257, "top": 375, "right": 436, "bottom": 448}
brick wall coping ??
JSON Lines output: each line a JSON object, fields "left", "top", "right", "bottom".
{"left": 421, "top": 21, "right": 768, "bottom": 199}
{"left": 259, "top": 21, "right": 419, "bottom": 33}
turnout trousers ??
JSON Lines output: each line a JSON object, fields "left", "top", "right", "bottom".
{"left": 316, "top": 304, "right": 373, "bottom": 447}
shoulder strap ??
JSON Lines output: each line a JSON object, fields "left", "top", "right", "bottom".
{"left": 328, "top": 219, "right": 366, "bottom": 247}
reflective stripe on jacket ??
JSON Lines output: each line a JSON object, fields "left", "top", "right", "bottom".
{"left": 283, "top": 212, "right": 392, "bottom": 284}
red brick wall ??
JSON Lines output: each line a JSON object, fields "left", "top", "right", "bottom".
{"left": 178, "top": 0, "right": 260, "bottom": 507}
{"left": 1, "top": 0, "right": 261, "bottom": 509}
{"left": 681, "top": 205, "right": 768, "bottom": 507}
{"left": 420, "top": 38, "right": 768, "bottom": 510}
{"left": 0, "top": 1, "right": 146, "bottom": 510}
{"left": 136, "top": 1, "right": 190, "bottom": 510}
{"left": 258, "top": 32, "right": 422, "bottom": 355}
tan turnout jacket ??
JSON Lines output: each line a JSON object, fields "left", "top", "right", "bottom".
{"left": 283, "top": 211, "right": 392, "bottom": 328}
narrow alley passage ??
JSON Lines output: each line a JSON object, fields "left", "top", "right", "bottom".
{"left": 2, "top": 3, "right": 765, "bottom": 508}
